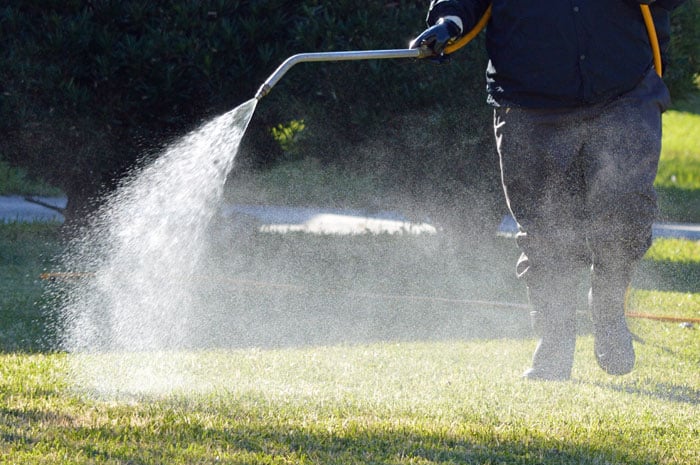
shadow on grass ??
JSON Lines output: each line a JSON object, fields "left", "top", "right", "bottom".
{"left": 581, "top": 380, "right": 700, "bottom": 406}
{"left": 183, "top": 231, "right": 530, "bottom": 349}
{"left": 12, "top": 222, "right": 698, "bottom": 354}
{"left": 1, "top": 403, "right": 668, "bottom": 465}
{"left": 656, "top": 185, "right": 700, "bottom": 223}
{"left": 40, "top": 231, "right": 531, "bottom": 352}
{"left": 181, "top": 288, "right": 532, "bottom": 349}
{"left": 634, "top": 259, "right": 700, "bottom": 294}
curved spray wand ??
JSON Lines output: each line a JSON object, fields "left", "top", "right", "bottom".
{"left": 255, "top": 48, "right": 432, "bottom": 100}
{"left": 255, "top": 7, "right": 493, "bottom": 100}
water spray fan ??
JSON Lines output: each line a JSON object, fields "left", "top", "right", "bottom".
{"left": 254, "top": 5, "right": 662, "bottom": 101}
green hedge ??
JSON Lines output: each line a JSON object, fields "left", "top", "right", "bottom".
{"left": 0, "top": 1, "right": 696, "bottom": 222}
{"left": 665, "top": 0, "right": 700, "bottom": 97}
{"left": 1, "top": 0, "right": 303, "bottom": 216}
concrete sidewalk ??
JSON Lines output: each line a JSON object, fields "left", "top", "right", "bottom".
{"left": 0, "top": 195, "right": 67, "bottom": 223}
{"left": 219, "top": 204, "right": 437, "bottom": 235}
{"left": 0, "top": 196, "right": 437, "bottom": 235}
{"left": 497, "top": 214, "right": 700, "bottom": 240}
{"left": 1, "top": 195, "right": 699, "bottom": 240}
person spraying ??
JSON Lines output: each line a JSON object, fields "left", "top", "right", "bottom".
{"left": 410, "top": 0, "right": 687, "bottom": 380}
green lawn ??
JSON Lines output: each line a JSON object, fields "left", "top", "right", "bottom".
{"left": 1, "top": 221, "right": 699, "bottom": 464}
{"left": 1, "top": 91, "right": 698, "bottom": 465}
{"left": 656, "top": 93, "right": 700, "bottom": 222}
{"left": 1, "top": 330, "right": 698, "bottom": 464}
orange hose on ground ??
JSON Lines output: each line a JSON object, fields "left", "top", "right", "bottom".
{"left": 40, "top": 272, "right": 698, "bottom": 324}
{"left": 626, "top": 312, "right": 700, "bottom": 324}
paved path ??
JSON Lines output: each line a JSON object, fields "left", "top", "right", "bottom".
{"left": 219, "top": 204, "right": 437, "bottom": 235}
{"left": 0, "top": 196, "right": 436, "bottom": 235}
{"left": 1, "top": 196, "right": 699, "bottom": 239}
{"left": 0, "top": 195, "right": 66, "bottom": 223}
{"left": 497, "top": 214, "right": 700, "bottom": 240}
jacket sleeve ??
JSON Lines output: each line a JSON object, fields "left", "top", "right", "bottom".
{"left": 426, "top": 0, "right": 492, "bottom": 31}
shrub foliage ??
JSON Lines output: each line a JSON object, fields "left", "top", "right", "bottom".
{"left": 0, "top": 1, "right": 696, "bottom": 221}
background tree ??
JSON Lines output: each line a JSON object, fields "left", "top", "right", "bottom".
{"left": 1, "top": 1, "right": 697, "bottom": 226}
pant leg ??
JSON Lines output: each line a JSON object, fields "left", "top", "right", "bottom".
{"left": 582, "top": 70, "right": 670, "bottom": 375}
{"left": 585, "top": 69, "right": 670, "bottom": 274}
{"left": 494, "top": 106, "right": 590, "bottom": 378}
{"left": 494, "top": 106, "right": 590, "bottom": 286}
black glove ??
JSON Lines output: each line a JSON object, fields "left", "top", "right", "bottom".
{"left": 409, "top": 18, "right": 462, "bottom": 59}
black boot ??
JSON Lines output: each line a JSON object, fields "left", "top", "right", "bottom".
{"left": 589, "top": 265, "right": 635, "bottom": 375}
{"left": 523, "top": 308, "right": 577, "bottom": 381}
{"left": 522, "top": 276, "right": 578, "bottom": 381}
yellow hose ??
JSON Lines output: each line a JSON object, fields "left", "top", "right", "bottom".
{"left": 640, "top": 4, "right": 663, "bottom": 77}
{"left": 444, "top": 5, "right": 492, "bottom": 55}
{"left": 442, "top": 4, "right": 662, "bottom": 79}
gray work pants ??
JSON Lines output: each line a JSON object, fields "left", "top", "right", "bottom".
{"left": 494, "top": 69, "right": 670, "bottom": 300}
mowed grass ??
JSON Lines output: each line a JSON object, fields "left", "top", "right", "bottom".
{"left": 1, "top": 91, "right": 699, "bottom": 465}
{"left": 1, "top": 322, "right": 699, "bottom": 465}
{"left": 1, "top": 223, "right": 699, "bottom": 464}
{"left": 0, "top": 223, "right": 62, "bottom": 352}
{"left": 656, "top": 93, "right": 700, "bottom": 222}
{"left": 1, "top": 335, "right": 698, "bottom": 464}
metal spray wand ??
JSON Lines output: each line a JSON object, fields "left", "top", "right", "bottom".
{"left": 254, "top": 48, "right": 430, "bottom": 100}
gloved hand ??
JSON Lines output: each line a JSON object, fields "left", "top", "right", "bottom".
{"left": 409, "top": 18, "right": 462, "bottom": 60}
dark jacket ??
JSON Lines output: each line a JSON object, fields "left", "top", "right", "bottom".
{"left": 427, "top": 0, "right": 686, "bottom": 108}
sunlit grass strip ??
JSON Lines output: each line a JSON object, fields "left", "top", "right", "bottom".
{"left": 2, "top": 337, "right": 699, "bottom": 465}
{"left": 645, "top": 237, "right": 700, "bottom": 263}
{"left": 655, "top": 94, "right": 700, "bottom": 222}
{"left": 630, "top": 238, "right": 700, "bottom": 319}
{"left": 628, "top": 289, "right": 700, "bottom": 319}
{"left": 661, "top": 108, "right": 700, "bottom": 159}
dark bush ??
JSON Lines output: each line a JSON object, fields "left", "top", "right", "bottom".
{"left": 664, "top": 0, "right": 700, "bottom": 98}
{"left": 0, "top": 1, "right": 696, "bottom": 224}
{"left": 1, "top": 0, "right": 303, "bottom": 219}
